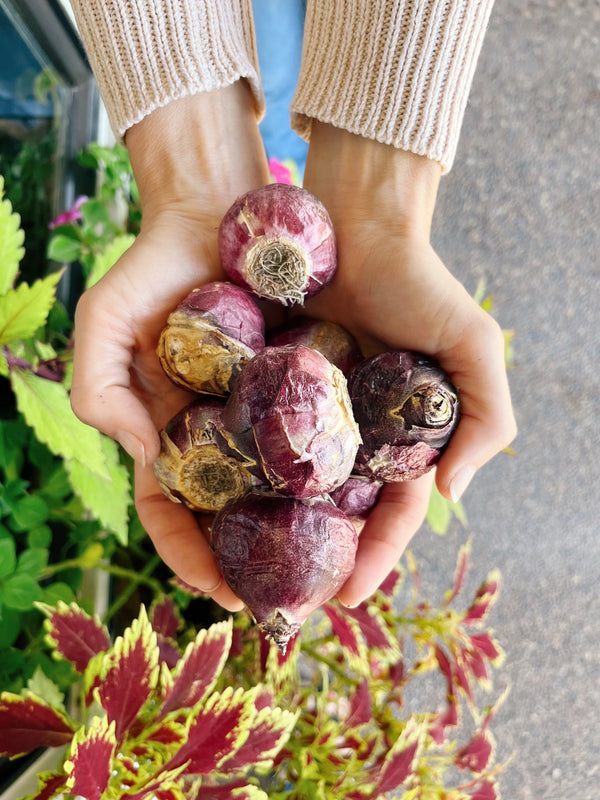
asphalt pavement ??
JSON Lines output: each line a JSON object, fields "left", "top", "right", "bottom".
{"left": 406, "top": 1, "right": 599, "bottom": 797}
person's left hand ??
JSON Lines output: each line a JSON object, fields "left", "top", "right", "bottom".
{"left": 301, "top": 123, "right": 516, "bottom": 607}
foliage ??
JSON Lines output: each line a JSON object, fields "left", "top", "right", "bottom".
{"left": 0, "top": 540, "right": 506, "bottom": 799}
{"left": 0, "top": 175, "right": 134, "bottom": 695}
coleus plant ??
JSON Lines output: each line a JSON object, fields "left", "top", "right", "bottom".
{"left": 0, "top": 539, "right": 507, "bottom": 799}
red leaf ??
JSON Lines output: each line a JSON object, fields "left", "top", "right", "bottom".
{"left": 220, "top": 706, "right": 296, "bottom": 770}
{"left": 468, "top": 777, "right": 499, "bottom": 800}
{"left": 151, "top": 595, "right": 182, "bottom": 640}
{"left": 157, "top": 634, "right": 181, "bottom": 669}
{"left": 38, "top": 601, "right": 110, "bottom": 673}
{"left": 190, "top": 781, "right": 256, "bottom": 799}
{"left": 0, "top": 692, "right": 76, "bottom": 758}
{"left": 64, "top": 718, "right": 115, "bottom": 800}
{"left": 345, "top": 678, "right": 372, "bottom": 728}
{"left": 96, "top": 607, "right": 159, "bottom": 743}
{"left": 377, "top": 565, "right": 403, "bottom": 597}
{"left": 374, "top": 738, "right": 421, "bottom": 795}
{"left": 342, "top": 603, "right": 398, "bottom": 653}
{"left": 159, "top": 619, "right": 231, "bottom": 720}
{"left": 164, "top": 688, "right": 249, "bottom": 775}
{"left": 24, "top": 770, "right": 67, "bottom": 800}
{"left": 469, "top": 632, "right": 503, "bottom": 663}
{"left": 455, "top": 729, "right": 494, "bottom": 773}
{"left": 445, "top": 539, "right": 471, "bottom": 606}
{"left": 323, "top": 605, "right": 363, "bottom": 658}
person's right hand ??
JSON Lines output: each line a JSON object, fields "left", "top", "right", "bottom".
{"left": 70, "top": 84, "right": 270, "bottom": 610}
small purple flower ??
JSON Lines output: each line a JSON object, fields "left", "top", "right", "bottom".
{"left": 48, "top": 195, "right": 88, "bottom": 229}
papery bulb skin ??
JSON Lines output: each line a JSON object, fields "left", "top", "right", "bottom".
{"left": 223, "top": 344, "right": 361, "bottom": 498}
{"left": 330, "top": 474, "right": 383, "bottom": 520}
{"left": 268, "top": 316, "right": 362, "bottom": 376}
{"left": 211, "top": 492, "right": 358, "bottom": 653}
{"left": 348, "top": 351, "right": 460, "bottom": 482}
{"left": 153, "top": 398, "right": 262, "bottom": 513}
{"left": 218, "top": 184, "right": 337, "bottom": 306}
{"left": 157, "top": 281, "right": 265, "bottom": 395}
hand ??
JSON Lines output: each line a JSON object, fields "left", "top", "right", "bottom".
{"left": 302, "top": 123, "right": 517, "bottom": 606}
{"left": 70, "top": 84, "right": 270, "bottom": 610}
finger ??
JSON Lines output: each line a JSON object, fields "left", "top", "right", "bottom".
{"left": 134, "top": 463, "right": 244, "bottom": 612}
{"left": 435, "top": 316, "right": 517, "bottom": 503}
{"left": 71, "top": 286, "right": 162, "bottom": 465}
{"left": 337, "top": 472, "right": 434, "bottom": 607}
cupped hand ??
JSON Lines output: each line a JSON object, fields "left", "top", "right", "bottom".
{"left": 70, "top": 85, "right": 270, "bottom": 609}
{"left": 302, "top": 123, "right": 517, "bottom": 606}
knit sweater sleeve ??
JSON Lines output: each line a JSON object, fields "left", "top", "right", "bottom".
{"left": 69, "top": 0, "right": 264, "bottom": 142}
{"left": 291, "top": 0, "right": 495, "bottom": 173}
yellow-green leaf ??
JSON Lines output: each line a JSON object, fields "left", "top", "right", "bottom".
{"left": 65, "top": 436, "right": 130, "bottom": 544}
{"left": 10, "top": 369, "right": 110, "bottom": 479}
{"left": 86, "top": 234, "right": 135, "bottom": 289}
{"left": 0, "top": 270, "right": 63, "bottom": 345}
{"left": 0, "top": 176, "right": 25, "bottom": 294}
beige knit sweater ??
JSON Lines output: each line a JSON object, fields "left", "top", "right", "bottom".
{"left": 69, "top": 0, "right": 494, "bottom": 173}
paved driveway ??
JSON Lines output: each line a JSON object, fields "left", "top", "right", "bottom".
{"left": 411, "top": 2, "right": 600, "bottom": 798}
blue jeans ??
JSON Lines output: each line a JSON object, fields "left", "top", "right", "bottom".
{"left": 252, "top": 0, "right": 308, "bottom": 176}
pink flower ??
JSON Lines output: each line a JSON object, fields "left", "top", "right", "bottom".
{"left": 49, "top": 195, "right": 88, "bottom": 229}
{"left": 268, "top": 157, "right": 295, "bottom": 185}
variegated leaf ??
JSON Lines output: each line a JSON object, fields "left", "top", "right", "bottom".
{"left": 345, "top": 678, "right": 372, "bottom": 729}
{"left": 95, "top": 605, "right": 159, "bottom": 743}
{"left": 151, "top": 595, "right": 183, "bottom": 640}
{"left": 191, "top": 782, "right": 268, "bottom": 800}
{"left": 455, "top": 728, "right": 496, "bottom": 774}
{"left": 22, "top": 770, "right": 67, "bottom": 800}
{"left": 122, "top": 761, "right": 190, "bottom": 800}
{"left": 464, "top": 570, "right": 501, "bottom": 624}
{"left": 36, "top": 600, "right": 110, "bottom": 673}
{"left": 340, "top": 602, "right": 401, "bottom": 660}
{"left": 372, "top": 719, "right": 426, "bottom": 796}
{"left": 0, "top": 691, "right": 77, "bottom": 758}
{"left": 158, "top": 619, "right": 232, "bottom": 720}
{"left": 323, "top": 604, "right": 369, "bottom": 672}
{"left": 444, "top": 537, "right": 472, "bottom": 607}
{"left": 164, "top": 687, "right": 252, "bottom": 775}
{"left": 64, "top": 716, "right": 116, "bottom": 800}
{"left": 219, "top": 704, "right": 298, "bottom": 770}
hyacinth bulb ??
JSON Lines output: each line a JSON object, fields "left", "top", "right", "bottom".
{"left": 153, "top": 398, "right": 262, "bottom": 513}
{"left": 268, "top": 316, "right": 362, "bottom": 376}
{"left": 223, "top": 344, "right": 361, "bottom": 499}
{"left": 157, "top": 281, "right": 265, "bottom": 396}
{"left": 211, "top": 492, "right": 358, "bottom": 653}
{"left": 218, "top": 184, "right": 337, "bottom": 306}
{"left": 348, "top": 351, "right": 460, "bottom": 482}
{"left": 330, "top": 474, "right": 383, "bottom": 520}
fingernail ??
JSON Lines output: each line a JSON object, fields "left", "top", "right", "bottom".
{"left": 450, "top": 464, "right": 475, "bottom": 503}
{"left": 197, "top": 576, "right": 223, "bottom": 594}
{"left": 116, "top": 430, "right": 146, "bottom": 468}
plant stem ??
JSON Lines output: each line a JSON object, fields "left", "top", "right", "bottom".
{"left": 103, "top": 553, "right": 163, "bottom": 623}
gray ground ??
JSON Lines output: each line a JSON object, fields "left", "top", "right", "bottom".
{"left": 410, "top": 1, "right": 599, "bottom": 798}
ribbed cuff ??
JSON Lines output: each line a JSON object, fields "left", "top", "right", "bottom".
{"left": 291, "top": 0, "right": 494, "bottom": 172}
{"left": 70, "top": 0, "right": 264, "bottom": 142}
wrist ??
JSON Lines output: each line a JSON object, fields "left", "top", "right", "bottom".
{"left": 304, "top": 122, "right": 442, "bottom": 239}
{"left": 125, "top": 82, "right": 269, "bottom": 223}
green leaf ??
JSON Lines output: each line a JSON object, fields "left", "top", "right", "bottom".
{"left": 0, "top": 176, "right": 25, "bottom": 295}
{"left": 27, "top": 665, "right": 65, "bottom": 708}
{"left": 0, "top": 606, "right": 21, "bottom": 648}
{"left": 0, "top": 537, "right": 16, "bottom": 578}
{"left": 426, "top": 484, "right": 466, "bottom": 535}
{"left": 9, "top": 494, "right": 49, "bottom": 531}
{"left": 65, "top": 436, "right": 131, "bottom": 543}
{"left": 28, "top": 525, "right": 53, "bottom": 548}
{"left": 0, "top": 270, "right": 63, "bottom": 345}
{"left": 3, "top": 572, "right": 41, "bottom": 610}
{"left": 10, "top": 369, "right": 110, "bottom": 479}
{"left": 47, "top": 233, "right": 82, "bottom": 263}
{"left": 86, "top": 234, "right": 135, "bottom": 289}
{"left": 17, "top": 547, "right": 49, "bottom": 578}
{"left": 41, "top": 581, "right": 76, "bottom": 607}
